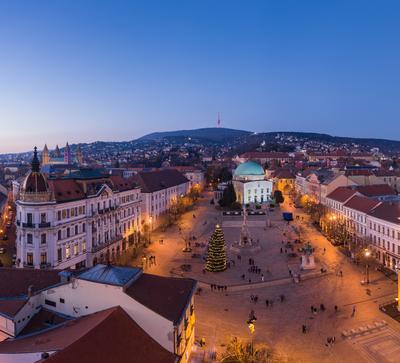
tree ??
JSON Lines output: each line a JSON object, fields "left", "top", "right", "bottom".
{"left": 219, "top": 183, "right": 237, "bottom": 207}
{"left": 220, "top": 337, "right": 295, "bottom": 363}
{"left": 273, "top": 190, "right": 284, "bottom": 204}
{"left": 205, "top": 224, "right": 227, "bottom": 272}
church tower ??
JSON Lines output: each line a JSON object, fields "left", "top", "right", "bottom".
{"left": 64, "top": 142, "right": 72, "bottom": 164}
{"left": 55, "top": 145, "right": 61, "bottom": 158}
{"left": 41, "top": 144, "right": 50, "bottom": 165}
{"left": 76, "top": 144, "right": 83, "bottom": 165}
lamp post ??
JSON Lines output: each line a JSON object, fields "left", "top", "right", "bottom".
{"left": 247, "top": 310, "right": 257, "bottom": 363}
{"left": 148, "top": 217, "right": 152, "bottom": 244}
{"left": 364, "top": 249, "right": 371, "bottom": 284}
{"left": 395, "top": 264, "right": 400, "bottom": 311}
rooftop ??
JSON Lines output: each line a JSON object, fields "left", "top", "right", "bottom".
{"left": 344, "top": 196, "right": 381, "bottom": 214}
{"left": 0, "top": 307, "right": 177, "bottom": 363}
{"left": 326, "top": 187, "right": 358, "bottom": 203}
{"left": 77, "top": 264, "right": 142, "bottom": 287}
{"left": 234, "top": 161, "right": 265, "bottom": 176}
{"left": 134, "top": 169, "right": 189, "bottom": 193}
{"left": 125, "top": 274, "right": 196, "bottom": 324}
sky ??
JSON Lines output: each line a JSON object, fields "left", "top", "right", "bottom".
{"left": 0, "top": 0, "right": 400, "bottom": 153}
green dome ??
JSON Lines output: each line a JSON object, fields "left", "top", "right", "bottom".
{"left": 234, "top": 161, "right": 264, "bottom": 176}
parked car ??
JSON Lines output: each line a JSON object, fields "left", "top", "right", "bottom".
{"left": 0, "top": 247, "right": 6, "bottom": 254}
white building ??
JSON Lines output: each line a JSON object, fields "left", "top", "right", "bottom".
{"left": 232, "top": 161, "right": 273, "bottom": 205}
{"left": 15, "top": 148, "right": 141, "bottom": 270}
{"left": 134, "top": 169, "right": 190, "bottom": 229}
{"left": 0, "top": 264, "right": 196, "bottom": 363}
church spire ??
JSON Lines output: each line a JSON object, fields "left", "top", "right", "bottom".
{"left": 42, "top": 144, "right": 50, "bottom": 165}
{"left": 31, "top": 146, "right": 40, "bottom": 172}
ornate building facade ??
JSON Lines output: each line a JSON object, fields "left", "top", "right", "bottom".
{"left": 15, "top": 148, "right": 141, "bottom": 270}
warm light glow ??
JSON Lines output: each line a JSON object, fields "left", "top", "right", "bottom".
{"left": 248, "top": 322, "right": 255, "bottom": 334}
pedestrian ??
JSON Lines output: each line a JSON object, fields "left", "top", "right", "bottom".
{"left": 323, "top": 247, "right": 326, "bottom": 254}
{"left": 334, "top": 305, "right": 338, "bottom": 313}
{"left": 241, "top": 274, "right": 245, "bottom": 280}
{"left": 249, "top": 278, "right": 251, "bottom": 284}
{"left": 280, "top": 247, "right": 283, "bottom": 253}
{"left": 265, "top": 299, "right": 269, "bottom": 307}
{"left": 351, "top": 305, "right": 356, "bottom": 317}
{"left": 340, "top": 270, "right": 343, "bottom": 277}
{"left": 261, "top": 274, "right": 264, "bottom": 282}
{"left": 320, "top": 304, "right": 325, "bottom": 311}
{"left": 310, "top": 305, "right": 314, "bottom": 313}
{"left": 285, "top": 249, "right": 287, "bottom": 253}
{"left": 302, "top": 324, "right": 307, "bottom": 334}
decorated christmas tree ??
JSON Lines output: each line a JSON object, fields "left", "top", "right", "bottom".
{"left": 205, "top": 224, "right": 227, "bottom": 272}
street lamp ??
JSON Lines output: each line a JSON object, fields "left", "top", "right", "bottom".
{"left": 395, "top": 264, "right": 400, "bottom": 311}
{"left": 364, "top": 249, "right": 371, "bottom": 284}
{"left": 247, "top": 310, "right": 257, "bottom": 363}
{"left": 148, "top": 217, "right": 153, "bottom": 244}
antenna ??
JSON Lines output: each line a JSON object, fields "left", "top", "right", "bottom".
{"left": 217, "top": 112, "right": 221, "bottom": 128}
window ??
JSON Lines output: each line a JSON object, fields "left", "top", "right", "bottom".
{"left": 58, "top": 230, "right": 62, "bottom": 240}
{"left": 45, "top": 299, "right": 56, "bottom": 307}
{"left": 57, "top": 248, "right": 62, "bottom": 262}
{"left": 27, "top": 213, "right": 33, "bottom": 224}
{"left": 27, "top": 253, "right": 33, "bottom": 265}
{"left": 82, "top": 241, "right": 86, "bottom": 253}
{"left": 40, "top": 252, "right": 47, "bottom": 265}
{"left": 75, "top": 225, "right": 78, "bottom": 235}
{"left": 82, "top": 223, "right": 86, "bottom": 233}
{"left": 60, "top": 298, "right": 65, "bottom": 304}
{"left": 57, "top": 211, "right": 61, "bottom": 220}
{"left": 74, "top": 244, "right": 78, "bottom": 256}
{"left": 66, "top": 246, "right": 71, "bottom": 259}
{"left": 41, "top": 234, "right": 46, "bottom": 244}
{"left": 40, "top": 213, "right": 46, "bottom": 223}
{"left": 67, "top": 228, "right": 70, "bottom": 238}
{"left": 27, "top": 234, "right": 33, "bottom": 244}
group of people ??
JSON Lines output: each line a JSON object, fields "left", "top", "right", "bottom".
{"left": 210, "top": 284, "right": 227, "bottom": 292}
{"left": 265, "top": 294, "right": 286, "bottom": 308}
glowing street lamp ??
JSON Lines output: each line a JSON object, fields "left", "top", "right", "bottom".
{"left": 364, "top": 249, "right": 371, "bottom": 284}
{"left": 395, "top": 264, "right": 400, "bottom": 311}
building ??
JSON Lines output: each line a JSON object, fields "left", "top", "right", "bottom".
{"left": 0, "top": 264, "right": 196, "bottom": 363}
{"left": 15, "top": 148, "right": 141, "bottom": 270}
{"left": 235, "top": 152, "right": 290, "bottom": 166}
{"left": 295, "top": 169, "right": 356, "bottom": 204}
{"left": 133, "top": 169, "right": 190, "bottom": 229}
{"left": 170, "top": 167, "right": 205, "bottom": 190}
{"left": 41, "top": 143, "right": 83, "bottom": 166}
{"left": 232, "top": 161, "right": 273, "bottom": 205}
{"left": 271, "top": 169, "right": 296, "bottom": 196}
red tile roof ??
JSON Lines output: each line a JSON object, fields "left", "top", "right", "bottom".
{"left": 344, "top": 196, "right": 381, "bottom": 214}
{"left": 0, "top": 268, "right": 61, "bottom": 298}
{"left": 367, "top": 202, "right": 400, "bottom": 225}
{"left": 0, "top": 299, "right": 27, "bottom": 318}
{"left": 240, "top": 152, "right": 290, "bottom": 159}
{"left": 355, "top": 184, "right": 397, "bottom": 197}
{"left": 326, "top": 187, "right": 358, "bottom": 203}
{"left": 48, "top": 179, "right": 85, "bottom": 202}
{"left": 273, "top": 169, "right": 296, "bottom": 179}
{"left": 125, "top": 274, "right": 196, "bottom": 324}
{"left": 344, "top": 169, "right": 373, "bottom": 176}
{"left": 133, "top": 169, "right": 189, "bottom": 193}
{"left": 0, "top": 307, "right": 177, "bottom": 363}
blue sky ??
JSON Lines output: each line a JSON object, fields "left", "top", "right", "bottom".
{"left": 0, "top": 0, "right": 399, "bottom": 152}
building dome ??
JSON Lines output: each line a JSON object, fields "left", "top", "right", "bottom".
{"left": 234, "top": 161, "right": 265, "bottom": 177}
{"left": 20, "top": 147, "right": 51, "bottom": 202}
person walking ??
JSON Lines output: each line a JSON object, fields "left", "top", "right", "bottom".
{"left": 351, "top": 305, "right": 356, "bottom": 317}
{"left": 302, "top": 325, "right": 307, "bottom": 333}
{"left": 334, "top": 305, "right": 338, "bottom": 313}
{"left": 261, "top": 274, "right": 264, "bottom": 282}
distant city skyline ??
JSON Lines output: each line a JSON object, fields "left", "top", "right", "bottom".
{"left": 1, "top": 0, "right": 400, "bottom": 153}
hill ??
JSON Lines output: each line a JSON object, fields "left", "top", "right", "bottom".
{"left": 138, "top": 127, "right": 251, "bottom": 142}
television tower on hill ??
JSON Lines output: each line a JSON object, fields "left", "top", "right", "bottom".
{"left": 217, "top": 112, "right": 221, "bottom": 128}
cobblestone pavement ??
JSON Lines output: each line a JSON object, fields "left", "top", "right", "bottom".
{"left": 137, "top": 194, "right": 400, "bottom": 362}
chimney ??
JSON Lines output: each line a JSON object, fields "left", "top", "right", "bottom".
{"left": 27, "top": 285, "right": 34, "bottom": 298}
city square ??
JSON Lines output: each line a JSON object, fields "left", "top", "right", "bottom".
{"left": 137, "top": 192, "right": 400, "bottom": 363}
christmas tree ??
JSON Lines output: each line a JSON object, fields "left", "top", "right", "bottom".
{"left": 205, "top": 224, "right": 227, "bottom": 272}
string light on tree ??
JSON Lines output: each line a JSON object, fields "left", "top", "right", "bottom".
{"left": 205, "top": 224, "right": 227, "bottom": 272}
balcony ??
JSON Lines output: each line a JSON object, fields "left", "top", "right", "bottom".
{"left": 22, "top": 222, "right": 36, "bottom": 228}
{"left": 90, "top": 235, "right": 122, "bottom": 253}
{"left": 39, "top": 222, "right": 51, "bottom": 228}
